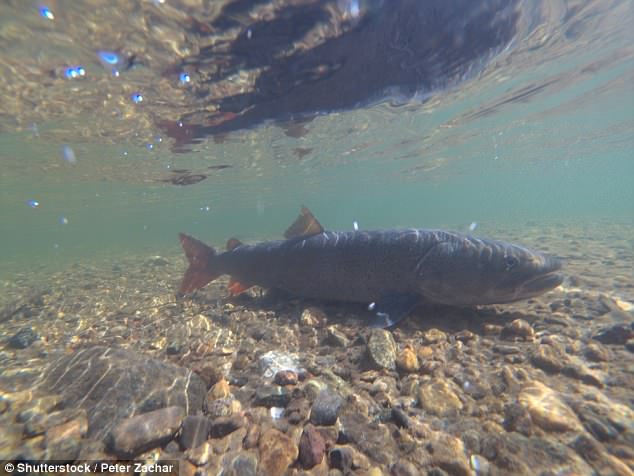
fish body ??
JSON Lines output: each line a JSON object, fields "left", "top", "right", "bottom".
{"left": 179, "top": 208, "right": 563, "bottom": 327}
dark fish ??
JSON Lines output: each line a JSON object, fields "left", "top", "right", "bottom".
{"left": 179, "top": 208, "right": 563, "bottom": 327}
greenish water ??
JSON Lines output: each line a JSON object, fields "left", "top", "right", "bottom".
{"left": 0, "top": 0, "right": 633, "bottom": 278}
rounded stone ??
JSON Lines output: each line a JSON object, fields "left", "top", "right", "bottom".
{"left": 109, "top": 406, "right": 185, "bottom": 457}
{"left": 518, "top": 381, "right": 582, "bottom": 432}
{"left": 418, "top": 379, "right": 463, "bottom": 416}
{"left": 396, "top": 346, "right": 419, "bottom": 373}
{"left": 367, "top": 329, "right": 397, "bottom": 370}
{"left": 309, "top": 389, "right": 344, "bottom": 426}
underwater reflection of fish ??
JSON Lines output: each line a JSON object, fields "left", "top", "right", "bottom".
{"left": 178, "top": 207, "right": 563, "bottom": 327}
{"left": 161, "top": 0, "right": 520, "bottom": 146}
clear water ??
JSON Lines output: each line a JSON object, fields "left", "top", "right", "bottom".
{"left": 1, "top": 1, "right": 634, "bottom": 472}
{"left": 1, "top": 1, "right": 632, "bottom": 280}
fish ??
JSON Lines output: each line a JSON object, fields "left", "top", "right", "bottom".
{"left": 178, "top": 207, "right": 564, "bottom": 327}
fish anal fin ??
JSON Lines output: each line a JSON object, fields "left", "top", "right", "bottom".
{"left": 284, "top": 206, "right": 324, "bottom": 239}
{"left": 226, "top": 237, "right": 243, "bottom": 251}
{"left": 368, "top": 292, "right": 420, "bottom": 328}
{"left": 228, "top": 278, "right": 252, "bottom": 296}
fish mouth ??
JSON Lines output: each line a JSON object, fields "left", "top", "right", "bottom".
{"left": 517, "top": 256, "right": 563, "bottom": 297}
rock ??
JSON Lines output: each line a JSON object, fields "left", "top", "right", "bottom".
{"left": 367, "top": 329, "right": 397, "bottom": 370}
{"left": 391, "top": 407, "right": 411, "bottom": 429}
{"left": 300, "top": 306, "right": 328, "bottom": 327}
{"left": 338, "top": 411, "right": 396, "bottom": 465}
{"left": 390, "top": 461, "right": 420, "bottom": 476}
{"left": 310, "top": 389, "right": 344, "bottom": 426}
{"left": 299, "top": 424, "right": 326, "bottom": 469}
{"left": 39, "top": 346, "right": 206, "bottom": 442}
{"left": 584, "top": 342, "right": 611, "bottom": 362}
{"left": 109, "top": 406, "right": 185, "bottom": 457}
{"left": 396, "top": 346, "right": 419, "bottom": 373}
{"left": 186, "top": 441, "right": 213, "bottom": 466}
{"left": 427, "top": 432, "right": 471, "bottom": 476}
{"left": 503, "top": 402, "right": 533, "bottom": 436}
{"left": 45, "top": 414, "right": 88, "bottom": 443}
{"left": 221, "top": 451, "right": 258, "bottom": 476}
{"left": 518, "top": 381, "right": 582, "bottom": 432}
{"left": 208, "top": 378, "right": 231, "bottom": 400}
{"left": 274, "top": 370, "right": 299, "bottom": 386}
{"left": 626, "top": 339, "right": 634, "bottom": 353}
{"left": 179, "top": 415, "right": 212, "bottom": 450}
{"left": 259, "top": 350, "right": 302, "bottom": 379}
{"left": 422, "top": 328, "right": 447, "bottom": 344}
{"left": 243, "top": 423, "right": 260, "bottom": 449}
{"left": 593, "top": 324, "right": 633, "bottom": 345}
{"left": 254, "top": 385, "right": 291, "bottom": 407}
{"left": 530, "top": 344, "right": 566, "bottom": 373}
{"left": 501, "top": 319, "right": 534, "bottom": 340}
{"left": 328, "top": 446, "right": 354, "bottom": 472}
{"left": 324, "top": 325, "right": 350, "bottom": 347}
{"left": 210, "top": 415, "right": 246, "bottom": 438}
{"left": 24, "top": 408, "right": 83, "bottom": 436}
{"left": 7, "top": 327, "right": 39, "bottom": 349}
{"left": 561, "top": 362, "right": 604, "bottom": 388}
{"left": 418, "top": 379, "right": 463, "bottom": 416}
{"left": 258, "top": 428, "right": 298, "bottom": 476}
{"left": 207, "top": 396, "right": 241, "bottom": 418}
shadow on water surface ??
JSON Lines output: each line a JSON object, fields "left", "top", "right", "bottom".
{"left": 160, "top": 0, "right": 520, "bottom": 149}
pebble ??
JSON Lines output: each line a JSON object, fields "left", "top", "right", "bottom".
{"left": 427, "top": 432, "right": 471, "bottom": 476}
{"left": 593, "top": 324, "right": 633, "bottom": 345}
{"left": 258, "top": 428, "right": 298, "bottom": 476}
{"left": 396, "top": 346, "right": 419, "bottom": 373}
{"left": 207, "top": 396, "right": 241, "bottom": 418}
{"left": 325, "top": 325, "right": 350, "bottom": 347}
{"left": 208, "top": 378, "right": 231, "bottom": 400}
{"left": 367, "top": 329, "right": 397, "bottom": 370}
{"left": 299, "top": 424, "right": 326, "bottom": 469}
{"left": 7, "top": 327, "right": 39, "bottom": 349}
{"left": 329, "top": 446, "right": 354, "bottom": 472}
{"left": 254, "top": 385, "right": 291, "bottom": 407}
{"left": 518, "top": 381, "right": 582, "bottom": 432}
{"left": 310, "top": 389, "right": 344, "bottom": 426}
{"left": 209, "top": 414, "right": 246, "bottom": 438}
{"left": 274, "top": 370, "right": 298, "bottom": 386}
{"left": 530, "top": 344, "right": 566, "bottom": 373}
{"left": 25, "top": 410, "right": 83, "bottom": 439}
{"left": 422, "top": 328, "right": 447, "bottom": 344}
{"left": 186, "top": 441, "right": 213, "bottom": 466}
{"left": 222, "top": 451, "right": 258, "bottom": 476}
{"left": 300, "top": 307, "right": 327, "bottom": 327}
{"left": 418, "top": 379, "right": 463, "bottom": 416}
{"left": 179, "top": 415, "right": 212, "bottom": 450}
{"left": 503, "top": 402, "right": 533, "bottom": 436}
{"left": 258, "top": 350, "right": 302, "bottom": 378}
{"left": 109, "top": 406, "right": 185, "bottom": 457}
{"left": 584, "top": 342, "right": 611, "bottom": 362}
{"left": 501, "top": 319, "right": 534, "bottom": 340}
{"left": 562, "top": 362, "right": 604, "bottom": 388}
{"left": 46, "top": 412, "right": 87, "bottom": 441}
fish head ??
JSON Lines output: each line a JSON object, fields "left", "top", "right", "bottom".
{"left": 416, "top": 237, "right": 563, "bottom": 306}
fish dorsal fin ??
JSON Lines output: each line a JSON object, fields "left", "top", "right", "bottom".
{"left": 226, "top": 237, "right": 243, "bottom": 251}
{"left": 284, "top": 206, "right": 324, "bottom": 239}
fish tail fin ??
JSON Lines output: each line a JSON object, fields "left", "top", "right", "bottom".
{"left": 178, "top": 233, "right": 220, "bottom": 295}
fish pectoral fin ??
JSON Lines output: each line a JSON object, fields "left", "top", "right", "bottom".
{"left": 283, "top": 206, "right": 325, "bottom": 239}
{"left": 228, "top": 278, "right": 252, "bottom": 296}
{"left": 368, "top": 292, "right": 420, "bottom": 328}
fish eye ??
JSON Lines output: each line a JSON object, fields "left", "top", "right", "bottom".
{"left": 505, "top": 256, "right": 518, "bottom": 269}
